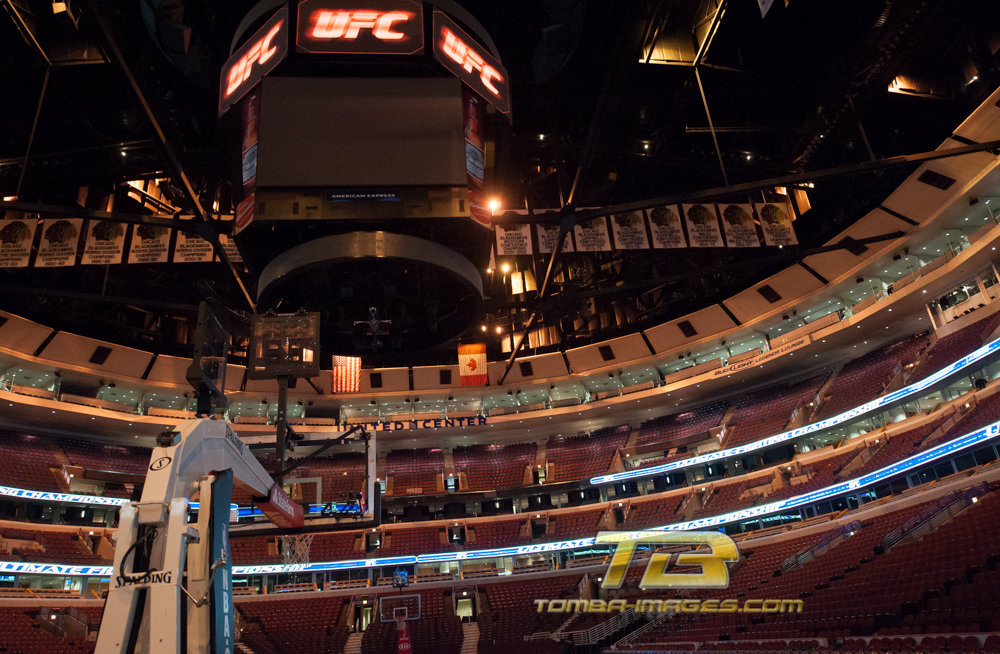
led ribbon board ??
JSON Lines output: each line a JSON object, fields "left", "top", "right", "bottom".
{"left": 432, "top": 12, "right": 510, "bottom": 115}
{"left": 591, "top": 335, "right": 1000, "bottom": 485}
{"left": 8, "top": 418, "right": 994, "bottom": 577}
{"left": 297, "top": 0, "right": 424, "bottom": 54}
{"left": 219, "top": 8, "right": 289, "bottom": 114}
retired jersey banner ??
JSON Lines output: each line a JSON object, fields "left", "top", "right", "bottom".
{"left": 610, "top": 211, "right": 650, "bottom": 250}
{"left": 173, "top": 230, "right": 215, "bottom": 263}
{"left": 647, "top": 205, "right": 687, "bottom": 249}
{"left": 536, "top": 223, "right": 574, "bottom": 254}
{"left": 81, "top": 220, "right": 126, "bottom": 265}
{"left": 36, "top": 219, "right": 83, "bottom": 267}
{"left": 0, "top": 216, "right": 38, "bottom": 268}
{"left": 573, "top": 216, "right": 612, "bottom": 252}
{"left": 495, "top": 223, "right": 532, "bottom": 256}
{"left": 719, "top": 204, "right": 760, "bottom": 248}
{"left": 682, "top": 203, "right": 724, "bottom": 248}
{"left": 458, "top": 343, "right": 488, "bottom": 386}
{"left": 128, "top": 224, "right": 171, "bottom": 264}
{"left": 754, "top": 200, "right": 799, "bottom": 246}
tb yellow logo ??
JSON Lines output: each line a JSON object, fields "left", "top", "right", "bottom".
{"left": 595, "top": 530, "right": 739, "bottom": 590}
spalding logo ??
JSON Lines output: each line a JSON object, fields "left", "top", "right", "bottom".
{"left": 149, "top": 457, "right": 172, "bottom": 471}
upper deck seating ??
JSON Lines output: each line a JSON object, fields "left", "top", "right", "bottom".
{"left": 635, "top": 401, "right": 728, "bottom": 446}
{"left": 911, "top": 310, "right": 1000, "bottom": 383}
{"left": 814, "top": 334, "right": 928, "bottom": 421}
{"left": 723, "top": 375, "right": 827, "bottom": 448}
{"left": 453, "top": 442, "right": 536, "bottom": 491}
{"left": 385, "top": 449, "right": 444, "bottom": 495}
{"left": 545, "top": 425, "right": 631, "bottom": 483}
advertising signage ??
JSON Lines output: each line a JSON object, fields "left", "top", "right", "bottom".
{"left": 432, "top": 11, "right": 510, "bottom": 115}
{"left": 297, "top": 0, "right": 424, "bottom": 55}
{"left": 219, "top": 8, "right": 289, "bottom": 114}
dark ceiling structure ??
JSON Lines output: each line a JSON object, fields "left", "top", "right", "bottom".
{"left": 1, "top": 0, "right": 999, "bottom": 369}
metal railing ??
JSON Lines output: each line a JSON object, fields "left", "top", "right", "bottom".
{"left": 883, "top": 481, "right": 987, "bottom": 550}
{"left": 781, "top": 520, "right": 861, "bottom": 571}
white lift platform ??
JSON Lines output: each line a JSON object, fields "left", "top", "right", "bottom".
{"left": 96, "top": 418, "right": 306, "bottom": 654}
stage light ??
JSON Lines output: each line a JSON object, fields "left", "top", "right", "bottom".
{"left": 495, "top": 326, "right": 502, "bottom": 333}
{"left": 501, "top": 263, "right": 510, "bottom": 272}
{"left": 488, "top": 198, "right": 500, "bottom": 212}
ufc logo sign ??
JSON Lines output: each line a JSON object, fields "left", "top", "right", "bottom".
{"left": 225, "top": 21, "right": 283, "bottom": 97}
{"left": 310, "top": 10, "right": 413, "bottom": 40}
{"left": 296, "top": 1, "right": 424, "bottom": 55}
{"left": 440, "top": 29, "right": 503, "bottom": 96}
{"left": 219, "top": 8, "right": 288, "bottom": 114}
{"left": 595, "top": 530, "right": 739, "bottom": 590}
{"left": 432, "top": 12, "right": 510, "bottom": 115}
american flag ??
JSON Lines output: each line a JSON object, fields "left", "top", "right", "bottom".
{"left": 331, "top": 355, "right": 361, "bottom": 393}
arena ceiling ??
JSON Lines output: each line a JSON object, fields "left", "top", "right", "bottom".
{"left": 0, "top": 0, "right": 998, "bottom": 368}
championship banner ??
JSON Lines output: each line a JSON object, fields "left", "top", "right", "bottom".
{"left": 495, "top": 223, "right": 532, "bottom": 255}
{"left": 458, "top": 343, "right": 487, "bottom": 386}
{"left": 81, "top": 220, "right": 126, "bottom": 265}
{"left": 127, "top": 224, "right": 171, "bottom": 264}
{"left": 218, "top": 233, "right": 244, "bottom": 263}
{"left": 682, "top": 203, "right": 724, "bottom": 248}
{"left": 573, "top": 216, "right": 612, "bottom": 252}
{"left": 536, "top": 223, "right": 574, "bottom": 254}
{"left": 173, "top": 230, "right": 215, "bottom": 263}
{"left": 719, "top": 204, "right": 761, "bottom": 248}
{"left": 0, "top": 216, "right": 38, "bottom": 268}
{"left": 754, "top": 200, "right": 799, "bottom": 246}
{"left": 610, "top": 211, "right": 650, "bottom": 250}
{"left": 647, "top": 205, "right": 687, "bottom": 249}
{"left": 36, "top": 218, "right": 84, "bottom": 267}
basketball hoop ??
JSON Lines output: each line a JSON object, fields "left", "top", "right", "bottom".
{"left": 278, "top": 533, "right": 314, "bottom": 565}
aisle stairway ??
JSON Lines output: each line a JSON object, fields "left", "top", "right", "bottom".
{"left": 345, "top": 631, "right": 364, "bottom": 654}
{"left": 461, "top": 622, "right": 479, "bottom": 654}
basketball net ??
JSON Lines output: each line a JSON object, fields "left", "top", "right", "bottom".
{"left": 279, "top": 533, "right": 314, "bottom": 565}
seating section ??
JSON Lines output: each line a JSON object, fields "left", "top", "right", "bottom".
{"left": 231, "top": 535, "right": 282, "bottom": 565}
{"left": 467, "top": 518, "right": 529, "bottom": 550}
{"left": 284, "top": 452, "right": 367, "bottom": 503}
{"left": 361, "top": 589, "right": 462, "bottom": 654}
{"left": 380, "top": 527, "right": 444, "bottom": 555}
{"left": 478, "top": 575, "right": 581, "bottom": 654}
{"left": 911, "top": 310, "right": 1000, "bottom": 383}
{"left": 636, "top": 401, "right": 728, "bottom": 446}
{"left": 545, "top": 424, "right": 631, "bottom": 482}
{"left": 0, "top": 607, "right": 98, "bottom": 654}
{"left": 620, "top": 494, "right": 686, "bottom": 530}
{"left": 57, "top": 438, "right": 151, "bottom": 475}
{"left": 237, "top": 594, "right": 348, "bottom": 654}
{"left": 815, "top": 334, "right": 928, "bottom": 421}
{"left": 453, "top": 442, "right": 536, "bottom": 491}
{"left": 851, "top": 418, "right": 949, "bottom": 478}
{"left": 386, "top": 449, "right": 445, "bottom": 495}
{"left": 0, "top": 431, "right": 62, "bottom": 491}
{"left": 926, "top": 394, "right": 1000, "bottom": 449}
{"left": 543, "top": 508, "right": 605, "bottom": 540}
{"left": 624, "top": 495, "right": 975, "bottom": 648}
{"left": 724, "top": 375, "right": 828, "bottom": 448}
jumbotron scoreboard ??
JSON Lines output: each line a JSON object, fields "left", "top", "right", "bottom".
{"left": 221, "top": 0, "right": 511, "bottom": 358}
